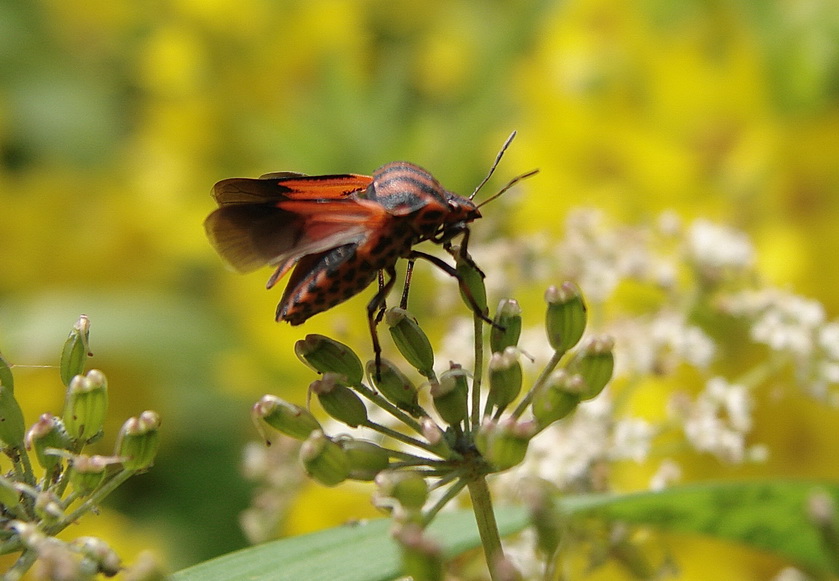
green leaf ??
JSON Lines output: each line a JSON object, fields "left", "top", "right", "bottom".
{"left": 173, "top": 481, "right": 839, "bottom": 579}
{"left": 559, "top": 480, "right": 839, "bottom": 575}
{"left": 172, "top": 508, "right": 528, "bottom": 581}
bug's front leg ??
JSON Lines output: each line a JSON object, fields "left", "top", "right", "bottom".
{"left": 408, "top": 250, "right": 495, "bottom": 327}
{"left": 443, "top": 227, "right": 487, "bottom": 280}
{"left": 367, "top": 266, "right": 398, "bottom": 380}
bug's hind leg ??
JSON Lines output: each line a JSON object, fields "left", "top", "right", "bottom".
{"left": 367, "top": 267, "right": 398, "bottom": 380}
{"left": 399, "top": 259, "right": 416, "bottom": 310}
{"left": 374, "top": 270, "right": 389, "bottom": 324}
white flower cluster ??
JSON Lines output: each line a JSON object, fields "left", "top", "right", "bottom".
{"left": 722, "top": 288, "right": 839, "bottom": 401}
{"left": 686, "top": 219, "right": 755, "bottom": 279}
{"left": 466, "top": 209, "right": 835, "bottom": 501}
{"left": 669, "top": 377, "right": 754, "bottom": 463}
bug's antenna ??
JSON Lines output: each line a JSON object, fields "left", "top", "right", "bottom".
{"left": 476, "top": 168, "right": 539, "bottom": 209}
{"left": 470, "top": 131, "right": 518, "bottom": 200}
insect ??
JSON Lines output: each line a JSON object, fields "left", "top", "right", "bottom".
{"left": 205, "top": 132, "right": 537, "bottom": 373}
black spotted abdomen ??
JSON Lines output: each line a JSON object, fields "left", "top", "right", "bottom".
{"left": 277, "top": 225, "right": 416, "bottom": 325}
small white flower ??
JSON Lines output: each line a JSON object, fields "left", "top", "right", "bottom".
{"left": 818, "top": 322, "right": 839, "bottom": 360}
{"left": 611, "top": 418, "right": 654, "bottom": 462}
{"left": 650, "top": 459, "right": 682, "bottom": 491}
{"left": 772, "top": 568, "right": 809, "bottom": 581}
{"left": 675, "top": 377, "right": 753, "bottom": 463}
{"left": 686, "top": 219, "right": 754, "bottom": 273}
{"left": 750, "top": 293, "right": 824, "bottom": 357}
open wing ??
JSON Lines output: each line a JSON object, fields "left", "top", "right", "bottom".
{"left": 204, "top": 173, "right": 387, "bottom": 278}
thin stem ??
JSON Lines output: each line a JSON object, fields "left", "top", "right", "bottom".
{"left": 510, "top": 349, "right": 564, "bottom": 419}
{"left": 428, "top": 466, "right": 468, "bottom": 491}
{"left": 467, "top": 476, "right": 504, "bottom": 581}
{"left": 363, "top": 420, "right": 448, "bottom": 457}
{"left": 470, "top": 314, "right": 485, "bottom": 430}
{"left": 422, "top": 478, "right": 469, "bottom": 527}
{"left": 5, "top": 549, "right": 37, "bottom": 581}
{"left": 46, "top": 469, "right": 136, "bottom": 535}
{"left": 386, "top": 449, "right": 441, "bottom": 463}
{"left": 352, "top": 382, "right": 425, "bottom": 435}
{"left": 17, "top": 448, "right": 35, "bottom": 488}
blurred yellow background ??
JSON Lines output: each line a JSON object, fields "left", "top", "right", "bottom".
{"left": 1, "top": 0, "right": 838, "bottom": 577}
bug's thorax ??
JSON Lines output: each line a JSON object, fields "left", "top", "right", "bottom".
{"left": 366, "top": 161, "right": 481, "bottom": 238}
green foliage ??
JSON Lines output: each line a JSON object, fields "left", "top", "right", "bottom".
{"left": 174, "top": 481, "right": 839, "bottom": 580}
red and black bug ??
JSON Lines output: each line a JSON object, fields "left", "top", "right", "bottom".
{"left": 205, "top": 132, "right": 536, "bottom": 371}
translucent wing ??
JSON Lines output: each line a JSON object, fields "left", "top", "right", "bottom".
{"left": 204, "top": 173, "right": 386, "bottom": 277}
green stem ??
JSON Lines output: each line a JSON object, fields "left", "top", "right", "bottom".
{"left": 470, "top": 314, "right": 485, "bottom": 431}
{"left": 422, "top": 477, "right": 468, "bottom": 527}
{"left": 46, "top": 469, "right": 136, "bottom": 535}
{"left": 467, "top": 476, "right": 504, "bottom": 580}
{"left": 510, "top": 349, "right": 564, "bottom": 419}
{"left": 385, "top": 449, "right": 442, "bottom": 463}
{"left": 352, "top": 382, "right": 425, "bottom": 435}
{"left": 363, "top": 421, "right": 450, "bottom": 457}
{"left": 5, "top": 549, "right": 37, "bottom": 580}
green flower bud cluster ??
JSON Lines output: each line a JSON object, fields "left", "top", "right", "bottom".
{"left": 259, "top": 281, "right": 612, "bottom": 479}
{"left": 255, "top": 275, "right": 613, "bottom": 580}
{"left": 0, "top": 316, "right": 162, "bottom": 579}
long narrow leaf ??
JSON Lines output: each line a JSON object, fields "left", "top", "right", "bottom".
{"left": 173, "top": 481, "right": 839, "bottom": 579}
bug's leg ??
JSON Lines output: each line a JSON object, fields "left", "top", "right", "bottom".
{"left": 375, "top": 270, "right": 388, "bottom": 324}
{"left": 443, "top": 227, "right": 486, "bottom": 279}
{"left": 408, "top": 250, "right": 495, "bottom": 326}
{"left": 400, "top": 259, "right": 416, "bottom": 310}
{"left": 367, "top": 267, "right": 398, "bottom": 379}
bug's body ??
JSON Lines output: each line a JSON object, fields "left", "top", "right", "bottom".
{"left": 205, "top": 161, "right": 480, "bottom": 325}
{"left": 205, "top": 132, "right": 534, "bottom": 373}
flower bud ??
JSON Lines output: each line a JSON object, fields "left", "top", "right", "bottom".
{"left": 545, "top": 283, "right": 587, "bottom": 352}
{"left": 26, "top": 413, "right": 72, "bottom": 472}
{"left": 339, "top": 437, "right": 390, "bottom": 481}
{"left": 394, "top": 523, "right": 444, "bottom": 581}
{"left": 486, "top": 348, "right": 523, "bottom": 414}
{"left": 311, "top": 373, "right": 368, "bottom": 427}
{"left": 0, "top": 352, "right": 14, "bottom": 393}
{"left": 0, "top": 381, "right": 25, "bottom": 448}
{"left": 491, "top": 299, "right": 522, "bottom": 353}
{"left": 35, "top": 491, "right": 64, "bottom": 522}
{"left": 430, "top": 366, "right": 469, "bottom": 427}
{"left": 531, "top": 370, "right": 584, "bottom": 427}
{"left": 366, "top": 359, "right": 423, "bottom": 417}
{"left": 60, "top": 315, "right": 91, "bottom": 387}
{"left": 420, "top": 417, "right": 444, "bottom": 445}
{"left": 0, "top": 475, "right": 21, "bottom": 509}
{"left": 475, "top": 418, "right": 536, "bottom": 471}
{"left": 75, "top": 536, "right": 122, "bottom": 577}
{"left": 386, "top": 308, "right": 434, "bottom": 375}
{"left": 115, "top": 411, "right": 161, "bottom": 470}
{"left": 69, "top": 454, "right": 110, "bottom": 496}
{"left": 375, "top": 470, "right": 428, "bottom": 511}
{"left": 300, "top": 430, "right": 350, "bottom": 486}
{"left": 569, "top": 336, "right": 615, "bottom": 400}
{"left": 122, "top": 550, "right": 169, "bottom": 581}
{"left": 295, "top": 334, "right": 364, "bottom": 386}
{"left": 452, "top": 245, "right": 488, "bottom": 317}
{"left": 63, "top": 369, "right": 108, "bottom": 441}
{"left": 520, "top": 478, "right": 562, "bottom": 557}
{"left": 252, "top": 395, "right": 321, "bottom": 441}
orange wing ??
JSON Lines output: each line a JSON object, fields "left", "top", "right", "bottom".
{"left": 204, "top": 173, "right": 387, "bottom": 282}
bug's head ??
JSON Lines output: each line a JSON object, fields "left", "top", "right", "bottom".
{"left": 445, "top": 191, "right": 482, "bottom": 222}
